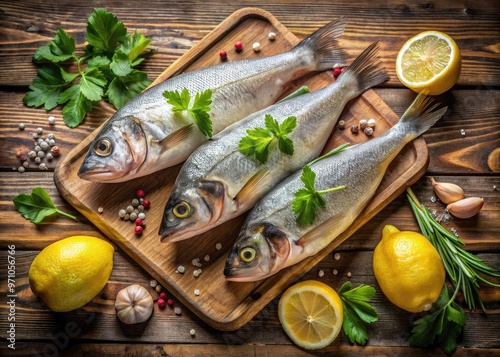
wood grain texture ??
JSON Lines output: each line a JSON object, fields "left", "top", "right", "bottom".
{"left": 0, "top": 0, "right": 498, "bottom": 354}
{"left": 52, "top": 8, "right": 432, "bottom": 331}
{"left": 0, "top": 0, "right": 499, "bottom": 87}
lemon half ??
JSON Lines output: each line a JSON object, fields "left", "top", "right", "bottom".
{"left": 396, "top": 31, "right": 461, "bottom": 95}
{"left": 278, "top": 280, "right": 343, "bottom": 350}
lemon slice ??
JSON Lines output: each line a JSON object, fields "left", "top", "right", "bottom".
{"left": 396, "top": 31, "right": 461, "bottom": 95}
{"left": 278, "top": 280, "right": 343, "bottom": 350}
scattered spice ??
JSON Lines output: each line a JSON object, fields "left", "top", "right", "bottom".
{"left": 155, "top": 285, "right": 162, "bottom": 293}
{"left": 215, "top": 243, "right": 222, "bottom": 250}
{"left": 194, "top": 289, "right": 200, "bottom": 296}
{"left": 350, "top": 124, "right": 359, "bottom": 134}
{"left": 234, "top": 41, "right": 243, "bottom": 51}
{"left": 460, "top": 129, "right": 466, "bottom": 136}
{"left": 18, "top": 123, "right": 25, "bottom": 130}
{"left": 367, "top": 118, "right": 376, "bottom": 127}
{"left": 174, "top": 307, "right": 182, "bottom": 315}
{"left": 347, "top": 272, "right": 352, "bottom": 278}
{"left": 219, "top": 50, "right": 227, "bottom": 60}
{"left": 334, "top": 253, "right": 340, "bottom": 260}
{"left": 177, "top": 265, "right": 185, "bottom": 274}
{"left": 134, "top": 225, "right": 143, "bottom": 235}
{"left": 333, "top": 269, "right": 338, "bottom": 275}
{"left": 150, "top": 279, "right": 158, "bottom": 288}
{"left": 136, "top": 189, "right": 145, "bottom": 198}
{"left": 204, "top": 254, "right": 210, "bottom": 262}
{"left": 157, "top": 298, "right": 166, "bottom": 308}
{"left": 364, "top": 127, "right": 374, "bottom": 136}
{"left": 97, "top": 207, "right": 104, "bottom": 213}
{"left": 252, "top": 42, "right": 261, "bottom": 52}
{"left": 337, "top": 120, "right": 345, "bottom": 130}
{"left": 48, "top": 116, "right": 56, "bottom": 125}
{"left": 268, "top": 32, "right": 276, "bottom": 40}
{"left": 167, "top": 298, "right": 174, "bottom": 306}
{"left": 359, "top": 119, "right": 368, "bottom": 130}
{"left": 190, "top": 329, "right": 196, "bottom": 336}
{"left": 333, "top": 67, "right": 342, "bottom": 78}
{"left": 318, "top": 270, "right": 325, "bottom": 277}
{"left": 159, "top": 291, "right": 167, "bottom": 300}
{"left": 193, "top": 269, "right": 202, "bottom": 277}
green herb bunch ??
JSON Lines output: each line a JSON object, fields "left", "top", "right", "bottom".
{"left": 23, "top": 8, "right": 154, "bottom": 127}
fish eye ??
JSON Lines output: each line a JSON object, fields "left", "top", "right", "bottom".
{"left": 173, "top": 201, "right": 191, "bottom": 218}
{"left": 94, "top": 139, "right": 112, "bottom": 156}
{"left": 240, "top": 247, "right": 256, "bottom": 263}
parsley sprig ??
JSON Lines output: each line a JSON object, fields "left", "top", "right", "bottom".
{"left": 339, "top": 282, "right": 378, "bottom": 345}
{"left": 23, "top": 8, "right": 154, "bottom": 127}
{"left": 13, "top": 187, "right": 77, "bottom": 223}
{"left": 162, "top": 88, "right": 213, "bottom": 137}
{"left": 239, "top": 114, "right": 297, "bottom": 164}
{"left": 292, "top": 144, "right": 349, "bottom": 225}
{"left": 410, "top": 281, "right": 465, "bottom": 354}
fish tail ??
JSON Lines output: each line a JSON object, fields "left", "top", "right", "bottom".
{"left": 337, "top": 41, "right": 389, "bottom": 97}
{"left": 399, "top": 91, "right": 448, "bottom": 137}
{"left": 294, "top": 18, "right": 348, "bottom": 71}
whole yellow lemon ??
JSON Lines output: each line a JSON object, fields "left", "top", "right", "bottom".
{"left": 29, "top": 236, "right": 114, "bottom": 312}
{"left": 373, "top": 225, "right": 445, "bottom": 313}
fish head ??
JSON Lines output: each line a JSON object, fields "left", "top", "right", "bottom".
{"left": 159, "top": 180, "right": 225, "bottom": 242}
{"left": 78, "top": 115, "right": 147, "bottom": 182}
{"left": 224, "top": 223, "right": 290, "bottom": 282}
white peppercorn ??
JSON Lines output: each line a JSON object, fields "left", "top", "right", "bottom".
{"left": 34, "top": 145, "right": 41, "bottom": 153}
{"left": 129, "top": 212, "right": 138, "bottom": 221}
{"left": 359, "top": 119, "right": 368, "bottom": 130}
{"left": 364, "top": 127, "right": 374, "bottom": 136}
{"left": 48, "top": 139, "right": 56, "bottom": 147}
{"left": 46, "top": 153, "right": 53, "bottom": 160}
{"left": 138, "top": 212, "right": 146, "bottom": 220}
{"left": 39, "top": 163, "right": 48, "bottom": 170}
{"left": 48, "top": 116, "right": 56, "bottom": 125}
{"left": 18, "top": 123, "right": 25, "bottom": 130}
{"left": 18, "top": 166, "right": 25, "bottom": 173}
{"left": 36, "top": 127, "right": 43, "bottom": 135}
{"left": 118, "top": 209, "right": 126, "bottom": 218}
{"left": 126, "top": 205, "right": 134, "bottom": 213}
{"left": 37, "top": 151, "right": 45, "bottom": 159}
{"left": 47, "top": 133, "right": 55, "bottom": 140}
{"left": 40, "top": 141, "right": 50, "bottom": 151}
{"left": 22, "top": 161, "right": 29, "bottom": 168}
{"left": 34, "top": 157, "right": 41, "bottom": 164}
{"left": 367, "top": 118, "right": 376, "bottom": 127}
{"left": 28, "top": 151, "right": 37, "bottom": 158}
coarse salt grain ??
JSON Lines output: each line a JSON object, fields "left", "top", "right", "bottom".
{"left": 190, "top": 329, "right": 196, "bottom": 336}
{"left": 347, "top": 272, "right": 352, "bottom": 278}
{"left": 318, "top": 270, "right": 324, "bottom": 277}
{"left": 97, "top": 207, "right": 104, "bottom": 213}
{"left": 334, "top": 253, "right": 340, "bottom": 260}
{"left": 192, "top": 258, "right": 202, "bottom": 267}
{"left": 204, "top": 255, "right": 210, "bottom": 262}
{"left": 174, "top": 307, "right": 182, "bottom": 315}
{"left": 177, "top": 265, "right": 185, "bottom": 273}
{"left": 194, "top": 289, "right": 200, "bottom": 296}
{"left": 215, "top": 243, "right": 222, "bottom": 250}
{"left": 333, "top": 269, "right": 338, "bottom": 275}
{"left": 268, "top": 32, "right": 276, "bottom": 40}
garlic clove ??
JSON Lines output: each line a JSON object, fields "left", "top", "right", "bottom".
{"left": 447, "top": 197, "right": 484, "bottom": 219}
{"left": 430, "top": 177, "right": 465, "bottom": 204}
{"left": 115, "top": 284, "right": 153, "bottom": 324}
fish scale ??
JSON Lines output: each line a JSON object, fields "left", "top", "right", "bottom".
{"left": 159, "top": 41, "right": 388, "bottom": 242}
{"left": 224, "top": 92, "right": 448, "bottom": 281}
{"left": 78, "top": 19, "right": 348, "bottom": 182}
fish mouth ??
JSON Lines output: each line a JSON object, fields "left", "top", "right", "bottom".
{"left": 159, "top": 221, "right": 198, "bottom": 243}
{"left": 224, "top": 268, "right": 267, "bottom": 282}
{"left": 77, "top": 162, "right": 128, "bottom": 182}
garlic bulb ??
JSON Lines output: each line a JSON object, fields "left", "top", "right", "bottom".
{"left": 115, "top": 284, "right": 153, "bottom": 324}
{"left": 430, "top": 177, "right": 464, "bottom": 204}
{"left": 447, "top": 197, "right": 484, "bottom": 219}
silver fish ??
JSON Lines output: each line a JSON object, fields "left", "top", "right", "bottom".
{"left": 159, "top": 42, "right": 388, "bottom": 242}
{"left": 77, "top": 19, "right": 348, "bottom": 183}
{"left": 224, "top": 92, "right": 447, "bottom": 282}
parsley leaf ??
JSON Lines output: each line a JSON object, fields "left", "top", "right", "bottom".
{"left": 13, "top": 187, "right": 77, "bottom": 223}
{"left": 292, "top": 165, "right": 345, "bottom": 225}
{"left": 339, "top": 282, "right": 378, "bottom": 345}
{"left": 86, "top": 8, "right": 127, "bottom": 54}
{"left": 410, "top": 283, "right": 466, "bottom": 354}
{"left": 34, "top": 28, "right": 76, "bottom": 63}
{"left": 163, "top": 88, "right": 213, "bottom": 137}
{"left": 24, "top": 8, "right": 153, "bottom": 128}
{"left": 239, "top": 114, "right": 297, "bottom": 164}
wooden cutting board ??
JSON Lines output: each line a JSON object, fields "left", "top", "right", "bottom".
{"left": 54, "top": 7, "right": 429, "bottom": 331}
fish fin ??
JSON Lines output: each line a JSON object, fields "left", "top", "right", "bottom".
{"left": 234, "top": 167, "right": 270, "bottom": 207}
{"left": 337, "top": 41, "right": 389, "bottom": 97}
{"left": 296, "top": 212, "right": 349, "bottom": 250}
{"left": 399, "top": 91, "right": 448, "bottom": 137}
{"left": 150, "top": 124, "right": 195, "bottom": 149}
{"left": 294, "top": 18, "right": 348, "bottom": 71}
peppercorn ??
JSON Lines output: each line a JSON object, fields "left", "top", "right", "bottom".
{"left": 219, "top": 50, "right": 227, "bottom": 60}
{"left": 46, "top": 153, "right": 53, "bottom": 160}
{"left": 234, "top": 41, "right": 243, "bottom": 51}
{"left": 157, "top": 298, "right": 166, "bottom": 308}
{"left": 134, "top": 225, "right": 143, "bottom": 235}
{"left": 367, "top": 118, "right": 376, "bottom": 127}
{"left": 143, "top": 199, "right": 151, "bottom": 209}
{"left": 51, "top": 146, "right": 60, "bottom": 156}
{"left": 18, "top": 123, "right": 25, "bottom": 131}
{"left": 37, "top": 151, "right": 45, "bottom": 159}
{"left": 39, "top": 163, "right": 48, "bottom": 171}
{"left": 40, "top": 141, "right": 50, "bottom": 151}
{"left": 35, "top": 157, "right": 41, "bottom": 164}
{"left": 129, "top": 212, "right": 138, "bottom": 221}
{"left": 359, "top": 119, "right": 368, "bottom": 130}
{"left": 333, "top": 67, "right": 342, "bottom": 78}
{"left": 268, "top": 32, "right": 276, "bottom": 40}
{"left": 364, "top": 127, "right": 374, "bottom": 136}
{"left": 136, "top": 189, "right": 146, "bottom": 198}
{"left": 159, "top": 291, "right": 167, "bottom": 300}
{"left": 47, "top": 133, "right": 55, "bottom": 140}
{"left": 28, "top": 150, "right": 36, "bottom": 159}
{"left": 131, "top": 198, "right": 140, "bottom": 207}
{"left": 252, "top": 42, "right": 261, "bottom": 52}
{"left": 135, "top": 218, "right": 143, "bottom": 226}
{"left": 337, "top": 120, "right": 345, "bottom": 130}
{"left": 167, "top": 298, "right": 174, "bottom": 306}
{"left": 138, "top": 212, "right": 146, "bottom": 220}
{"left": 22, "top": 161, "right": 29, "bottom": 168}
{"left": 48, "top": 116, "right": 56, "bottom": 125}
{"left": 350, "top": 125, "right": 359, "bottom": 134}
{"left": 126, "top": 205, "right": 134, "bottom": 213}
{"left": 36, "top": 127, "right": 43, "bottom": 135}
{"left": 118, "top": 209, "right": 126, "bottom": 218}
{"left": 34, "top": 145, "right": 41, "bottom": 153}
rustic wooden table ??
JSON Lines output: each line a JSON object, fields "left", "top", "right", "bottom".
{"left": 0, "top": 1, "right": 499, "bottom": 356}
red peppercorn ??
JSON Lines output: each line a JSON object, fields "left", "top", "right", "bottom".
{"left": 135, "top": 218, "right": 143, "bottom": 226}
{"left": 167, "top": 298, "right": 174, "bottom": 306}
{"left": 136, "top": 189, "right": 145, "bottom": 198}
{"left": 219, "top": 50, "right": 227, "bottom": 59}
{"left": 157, "top": 298, "right": 166, "bottom": 308}
{"left": 134, "top": 225, "right": 143, "bottom": 235}
{"left": 333, "top": 67, "right": 342, "bottom": 78}
{"left": 234, "top": 41, "right": 243, "bottom": 51}
{"left": 142, "top": 199, "right": 151, "bottom": 209}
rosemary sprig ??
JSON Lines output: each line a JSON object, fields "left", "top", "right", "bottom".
{"left": 406, "top": 187, "right": 500, "bottom": 311}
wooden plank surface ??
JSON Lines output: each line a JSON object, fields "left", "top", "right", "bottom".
{"left": 52, "top": 8, "right": 429, "bottom": 331}
{"left": 0, "top": 0, "right": 499, "bottom": 355}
